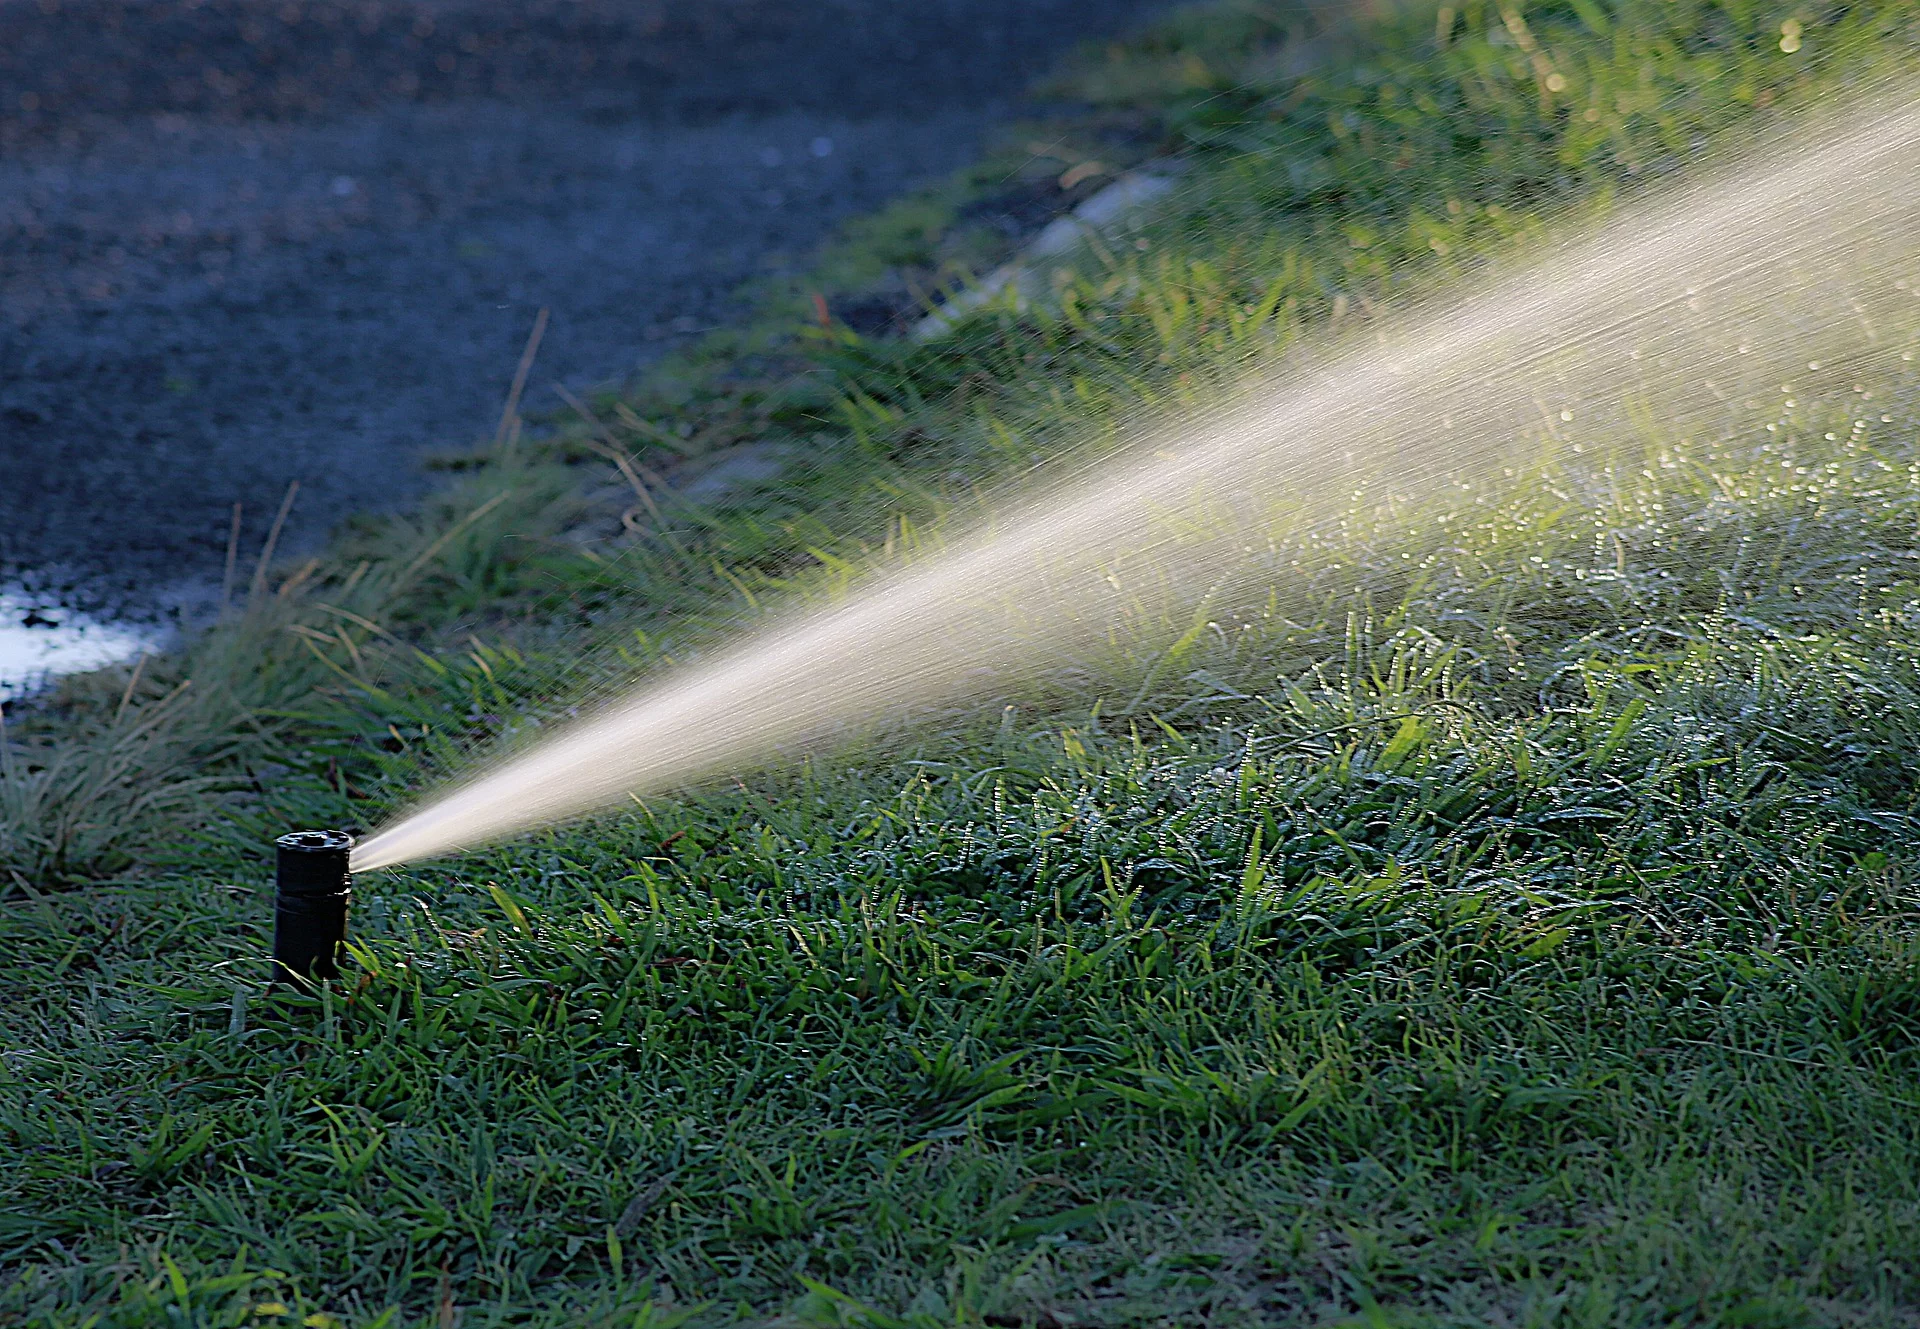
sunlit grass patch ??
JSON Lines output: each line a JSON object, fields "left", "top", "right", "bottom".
{"left": 12, "top": 382, "right": 1920, "bottom": 1325}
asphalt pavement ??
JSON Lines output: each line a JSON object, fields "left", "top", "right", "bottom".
{"left": 0, "top": 0, "right": 1169, "bottom": 625}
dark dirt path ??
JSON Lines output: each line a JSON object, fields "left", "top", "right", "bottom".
{"left": 0, "top": 0, "right": 1169, "bottom": 622}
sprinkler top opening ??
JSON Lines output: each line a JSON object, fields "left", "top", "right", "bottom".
{"left": 280, "top": 829, "right": 353, "bottom": 854}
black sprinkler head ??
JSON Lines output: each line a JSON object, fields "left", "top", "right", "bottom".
{"left": 272, "top": 829, "right": 353, "bottom": 989}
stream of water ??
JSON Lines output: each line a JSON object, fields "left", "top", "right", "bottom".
{"left": 353, "top": 88, "right": 1920, "bottom": 871}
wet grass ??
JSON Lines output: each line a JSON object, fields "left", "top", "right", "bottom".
{"left": 6, "top": 0, "right": 1920, "bottom": 1323}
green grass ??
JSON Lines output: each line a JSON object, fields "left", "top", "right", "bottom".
{"left": 7, "top": 0, "right": 1920, "bottom": 1323}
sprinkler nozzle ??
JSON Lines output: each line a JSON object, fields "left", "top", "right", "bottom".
{"left": 272, "top": 829, "right": 353, "bottom": 990}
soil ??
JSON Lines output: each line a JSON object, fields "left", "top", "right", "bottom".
{"left": 0, "top": 0, "right": 1170, "bottom": 619}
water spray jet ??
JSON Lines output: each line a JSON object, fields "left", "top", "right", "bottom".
{"left": 352, "top": 88, "right": 1920, "bottom": 874}
{"left": 272, "top": 830, "right": 353, "bottom": 989}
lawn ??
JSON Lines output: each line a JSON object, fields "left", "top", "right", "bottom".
{"left": 6, "top": 0, "right": 1920, "bottom": 1324}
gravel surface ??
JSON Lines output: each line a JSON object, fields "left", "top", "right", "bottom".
{"left": 0, "top": 0, "right": 1169, "bottom": 626}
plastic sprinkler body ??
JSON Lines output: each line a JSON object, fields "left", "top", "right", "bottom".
{"left": 272, "top": 830, "right": 353, "bottom": 989}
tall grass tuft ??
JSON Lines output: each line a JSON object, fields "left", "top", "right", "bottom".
{"left": 0, "top": 458, "right": 590, "bottom": 889}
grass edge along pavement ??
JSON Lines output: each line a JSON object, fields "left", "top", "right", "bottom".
{"left": 8, "top": 0, "right": 1920, "bottom": 1324}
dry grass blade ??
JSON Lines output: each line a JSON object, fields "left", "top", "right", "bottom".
{"left": 555, "top": 381, "right": 667, "bottom": 526}
{"left": 391, "top": 490, "right": 514, "bottom": 592}
{"left": 219, "top": 501, "right": 243, "bottom": 619}
{"left": 248, "top": 481, "right": 302, "bottom": 605}
{"left": 495, "top": 306, "right": 550, "bottom": 453}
